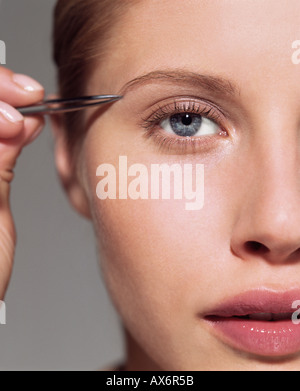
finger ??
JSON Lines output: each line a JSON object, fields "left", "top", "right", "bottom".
{"left": 0, "top": 102, "right": 44, "bottom": 142}
{"left": 22, "top": 116, "right": 45, "bottom": 146}
{"left": 0, "top": 177, "right": 16, "bottom": 300}
{"left": 0, "top": 116, "right": 44, "bottom": 180}
{"left": 0, "top": 101, "right": 24, "bottom": 139}
{"left": 0, "top": 66, "right": 44, "bottom": 107}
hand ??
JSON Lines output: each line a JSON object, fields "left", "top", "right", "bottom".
{"left": 0, "top": 66, "right": 44, "bottom": 299}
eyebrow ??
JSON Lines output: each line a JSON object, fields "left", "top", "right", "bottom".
{"left": 118, "top": 69, "right": 239, "bottom": 97}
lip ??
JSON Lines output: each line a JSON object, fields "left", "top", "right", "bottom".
{"left": 203, "top": 289, "right": 300, "bottom": 357}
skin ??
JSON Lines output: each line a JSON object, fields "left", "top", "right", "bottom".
{"left": 2, "top": 0, "right": 300, "bottom": 370}
{"left": 52, "top": 0, "right": 300, "bottom": 370}
{"left": 0, "top": 67, "right": 44, "bottom": 299}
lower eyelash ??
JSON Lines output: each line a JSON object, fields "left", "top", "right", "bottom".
{"left": 143, "top": 131, "right": 200, "bottom": 154}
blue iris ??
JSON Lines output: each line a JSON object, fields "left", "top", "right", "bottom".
{"left": 169, "top": 113, "right": 202, "bottom": 137}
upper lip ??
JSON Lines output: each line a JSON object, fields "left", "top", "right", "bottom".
{"left": 204, "top": 288, "right": 300, "bottom": 318}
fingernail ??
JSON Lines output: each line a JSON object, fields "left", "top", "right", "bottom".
{"left": 13, "top": 74, "right": 44, "bottom": 92}
{"left": 0, "top": 102, "right": 23, "bottom": 123}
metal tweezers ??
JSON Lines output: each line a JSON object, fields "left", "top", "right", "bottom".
{"left": 17, "top": 95, "right": 123, "bottom": 116}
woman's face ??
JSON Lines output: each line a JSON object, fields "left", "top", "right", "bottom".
{"left": 67, "top": 0, "right": 300, "bottom": 369}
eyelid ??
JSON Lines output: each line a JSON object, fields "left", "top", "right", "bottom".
{"left": 138, "top": 96, "right": 231, "bottom": 154}
{"left": 139, "top": 96, "right": 227, "bottom": 131}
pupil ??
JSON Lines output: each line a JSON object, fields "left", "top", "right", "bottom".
{"left": 182, "top": 114, "right": 192, "bottom": 126}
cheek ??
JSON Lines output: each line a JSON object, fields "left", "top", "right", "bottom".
{"left": 91, "top": 183, "right": 237, "bottom": 369}
{"left": 81, "top": 120, "right": 243, "bottom": 368}
{"left": 93, "top": 196, "right": 212, "bottom": 368}
{"left": 85, "top": 166, "right": 229, "bottom": 349}
{"left": 93, "top": 188, "right": 229, "bottom": 304}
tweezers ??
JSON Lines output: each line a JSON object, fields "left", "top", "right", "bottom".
{"left": 17, "top": 94, "right": 123, "bottom": 116}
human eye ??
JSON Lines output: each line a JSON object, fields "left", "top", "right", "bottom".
{"left": 139, "top": 98, "right": 229, "bottom": 153}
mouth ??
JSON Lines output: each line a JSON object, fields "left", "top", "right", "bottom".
{"left": 203, "top": 289, "right": 300, "bottom": 357}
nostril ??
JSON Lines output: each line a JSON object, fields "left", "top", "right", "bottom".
{"left": 244, "top": 241, "right": 269, "bottom": 254}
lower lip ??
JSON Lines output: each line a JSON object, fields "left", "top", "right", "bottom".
{"left": 206, "top": 316, "right": 300, "bottom": 357}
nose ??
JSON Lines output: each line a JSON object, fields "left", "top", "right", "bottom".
{"left": 230, "top": 127, "right": 300, "bottom": 265}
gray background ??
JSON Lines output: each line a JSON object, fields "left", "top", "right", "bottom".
{"left": 0, "top": 0, "right": 124, "bottom": 370}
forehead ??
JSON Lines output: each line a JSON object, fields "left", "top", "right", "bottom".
{"left": 88, "top": 0, "right": 300, "bottom": 99}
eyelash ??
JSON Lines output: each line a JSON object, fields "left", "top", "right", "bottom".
{"left": 140, "top": 99, "right": 228, "bottom": 153}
